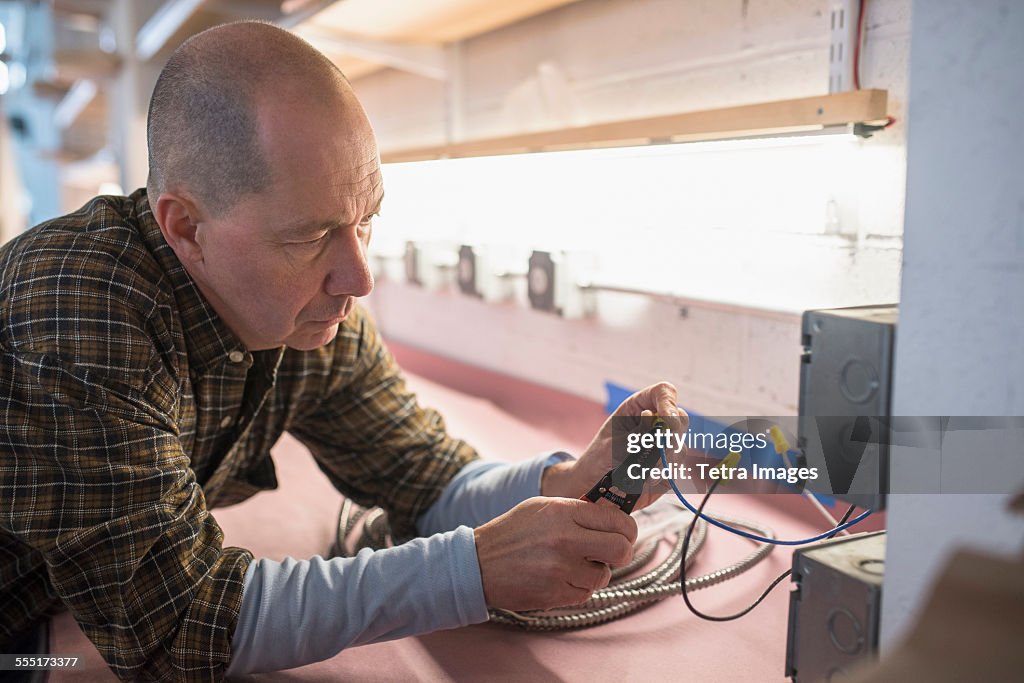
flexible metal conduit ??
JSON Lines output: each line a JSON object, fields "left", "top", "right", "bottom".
{"left": 488, "top": 513, "right": 775, "bottom": 630}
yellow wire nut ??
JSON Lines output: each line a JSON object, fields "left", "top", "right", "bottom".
{"left": 721, "top": 451, "right": 742, "bottom": 471}
{"left": 710, "top": 451, "right": 743, "bottom": 483}
{"left": 768, "top": 425, "right": 791, "bottom": 454}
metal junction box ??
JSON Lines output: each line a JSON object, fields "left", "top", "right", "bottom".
{"left": 786, "top": 531, "right": 886, "bottom": 683}
{"left": 798, "top": 304, "right": 897, "bottom": 511}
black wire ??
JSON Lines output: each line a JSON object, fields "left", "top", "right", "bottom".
{"left": 679, "top": 486, "right": 857, "bottom": 622}
{"left": 828, "top": 503, "right": 858, "bottom": 535}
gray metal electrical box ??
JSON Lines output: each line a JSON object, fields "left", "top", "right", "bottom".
{"left": 786, "top": 531, "right": 886, "bottom": 682}
{"left": 798, "top": 305, "right": 897, "bottom": 511}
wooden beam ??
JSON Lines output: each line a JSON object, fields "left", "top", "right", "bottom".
{"left": 381, "top": 90, "right": 889, "bottom": 163}
{"left": 305, "top": 0, "right": 584, "bottom": 43}
{"left": 301, "top": 29, "right": 447, "bottom": 80}
{"left": 278, "top": 0, "right": 338, "bottom": 28}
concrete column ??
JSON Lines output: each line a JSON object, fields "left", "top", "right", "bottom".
{"left": 881, "top": 0, "right": 1024, "bottom": 646}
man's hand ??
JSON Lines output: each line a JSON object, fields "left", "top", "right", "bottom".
{"left": 474, "top": 497, "right": 638, "bottom": 611}
{"left": 542, "top": 382, "right": 689, "bottom": 511}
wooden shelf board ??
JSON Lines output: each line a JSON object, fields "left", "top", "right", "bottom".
{"left": 380, "top": 90, "right": 889, "bottom": 163}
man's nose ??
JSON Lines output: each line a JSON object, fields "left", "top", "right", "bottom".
{"left": 324, "top": 229, "right": 374, "bottom": 298}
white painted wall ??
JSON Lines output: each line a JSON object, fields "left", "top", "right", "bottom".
{"left": 880, "top": 0, "right": 1024, "bottom": 646}
{"left": 370, "top": 279, "right": 804, "bottom": 414}
{"left": 354, "top": 0, "right": 912, "bottom": 414}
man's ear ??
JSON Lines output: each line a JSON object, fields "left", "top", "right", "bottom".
{"left": 153, "top": 191, "right": 207, "bottom": 265}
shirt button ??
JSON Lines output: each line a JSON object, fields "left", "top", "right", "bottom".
{"left": 228, "top": 350, "right": 245, "bottom": 363}
{"left": 220, "top": 416, "right": 234, "bottom": 429}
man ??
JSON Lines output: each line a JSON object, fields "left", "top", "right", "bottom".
{"left": 0, "top": 21, "right": 684, "bottom": 680}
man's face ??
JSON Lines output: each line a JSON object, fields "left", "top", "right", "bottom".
{"left": 189, "top": 91, "right": 382, "bottom": 351}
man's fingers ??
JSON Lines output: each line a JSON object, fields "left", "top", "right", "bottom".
{"left": 649, "top": 381, "right": 688, "bottom": 434}
{"left": 569, "top": 499, "right": 639, "bottom": 542}
{"left": 635, "top": 381, "right": 678, "bottom": 414}
{"left": 574, "top": 527, "right": 635, "bottom": 567}
{"left": 619, "top": 382, "right": 688, "bottom": 433}
{"left": 655, "top": 381, "right": 681, "bottom": 418}
{"left": 477, "top": 498, "right": 643, "bottom": 612}
{"left": 568, "top": 561, "right": 612, "bottom": 592}
{"left": 564, "top": 585, "right": 595, "bottom": 606}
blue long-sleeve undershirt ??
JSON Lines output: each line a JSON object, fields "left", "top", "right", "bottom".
{"left": 226, "top": 452, "right": 572, "bottom": 676}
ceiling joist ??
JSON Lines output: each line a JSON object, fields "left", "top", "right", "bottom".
{"left": 286, "top": 0, "right": 584, "bottom": 81}
{"left": 302, "top": 29, "right": 448, "bottom": 81}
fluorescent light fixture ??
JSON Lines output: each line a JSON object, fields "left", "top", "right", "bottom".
{"left": 0, "top": 22, "right": 6, "bottom": 54}
{"left": 378, "top": 129, "right": 865, "bottom": 252}
{"left": 0, "top": 61, "right": 9, "bottom": 96}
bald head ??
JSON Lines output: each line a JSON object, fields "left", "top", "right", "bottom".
{"left": 146, "top": 21, "right": 354, "bottom": 214}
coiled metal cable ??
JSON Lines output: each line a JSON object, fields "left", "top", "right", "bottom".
{"left": 488, "top": 513, "right": 775, "bottom": 630}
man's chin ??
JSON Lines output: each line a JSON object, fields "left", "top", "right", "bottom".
{"left": 285, "top": 321, "right": 341, "bottom": 351}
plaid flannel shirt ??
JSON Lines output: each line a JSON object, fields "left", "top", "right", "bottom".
{"left": 0, "top": 190, "right": 478, "bottom": 680}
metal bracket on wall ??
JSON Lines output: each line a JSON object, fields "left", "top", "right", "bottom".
{"left": 829, "top": 0, "right": 862, "bottom": 93}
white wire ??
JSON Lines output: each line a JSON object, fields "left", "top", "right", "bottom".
{"left": 780, "top": 451, "right": 850, "bottom": 536}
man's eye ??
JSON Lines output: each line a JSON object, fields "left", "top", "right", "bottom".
{"left": 290, "top": 233, "right": 328, "bottom": 247}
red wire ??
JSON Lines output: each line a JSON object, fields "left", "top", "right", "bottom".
{"left": 853, "top": 0, "right": 867, "bottom": 90}
{"left": 855, "top": 1, "right": 894, "bottom": 130}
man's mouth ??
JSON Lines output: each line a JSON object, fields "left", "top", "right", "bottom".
{"left": 313, "top": 297, "right": 353, "bottom": 324}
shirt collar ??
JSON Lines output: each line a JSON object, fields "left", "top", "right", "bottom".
{"left": 129, "top": 189, "right": 256, "bottom": 374}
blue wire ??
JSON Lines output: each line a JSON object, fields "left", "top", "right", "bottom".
{"left": 659, "top": 447, "right": 873, "bottom": 545}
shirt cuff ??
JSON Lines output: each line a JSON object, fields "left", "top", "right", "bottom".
{"left": 417, "top": 451, "right": 576, "bottom": 536}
